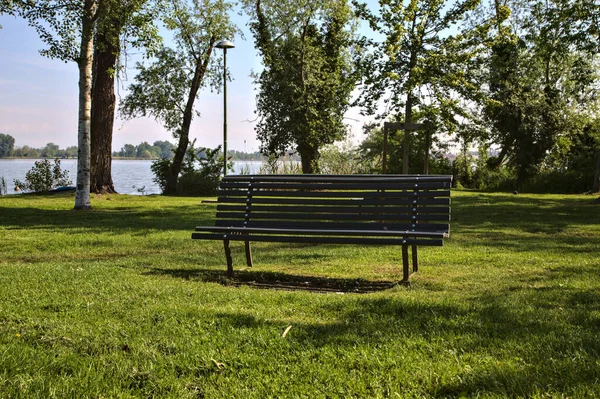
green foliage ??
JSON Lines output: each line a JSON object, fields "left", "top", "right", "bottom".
{"left": 151, "top": 142, "right": 228, "bottom": 196}
{"left": 149, "top": 157, "right": 172, "bottom": 194}
{"left": 353, "top": 0, "right": 484, "bottom": 174}
{"left": 473, "top": 0, "right": 600, "bottom": 186}
{"left": 40, "top": 142, "right": 59, "bottom": 158}
{"left": 11, "top": 145, "right": 41, "bottom": 158}
{"left": 0, "top": 133, "right": 15, "bottom": 157}
{"left": 120, "top": 0, "right": 238, "bottom": 194}
{"left": 177, "top": 146, "right": 224, "bottom": 196}
{"left": 319, "top": 138, "right": 373, "bottom": 174}
{"left": 358, "top": 125, "right": 453, "bottom": 175}
{"left": 246, "top": 0, "right": 358, "bottom": 173}
{"left": 13, "top": 158, "right": 72, "bottom": 193}
{"left": 9, "top": 143, "right": 78, "bottom": 159}
{"left": 258, "top": 153, "right": 302, "bottom": 175}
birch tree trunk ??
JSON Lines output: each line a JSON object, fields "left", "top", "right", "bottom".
{"left": 74, "top": 0, "right": 96, "bottom": 210}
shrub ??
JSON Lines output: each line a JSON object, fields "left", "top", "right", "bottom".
{"left": 150, "top": 142, "right": 228, "bottom": 196}
{"left": 320, "top": 141, "right": 372, "bottom": 174}
{"left": 258, "top": 153, "right": 301, "bottom": 174}
{"left": 13, "top": 159, "right": 72, "bottom": 193}
{"left": 150, "top": 157, "right": 172, "bottom": 194}
{"left": 177, "top": 146, "right": 224, "bottom": 196}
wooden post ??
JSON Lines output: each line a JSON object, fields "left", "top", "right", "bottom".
{"left": 593, "top": 150, "right": 600, "bottom": 193}
{"left": 382, "top": 124, "right": 388, "bottom": 174}
{"left": 402, "top": 244, "right": 409, "bottom": 283}
{"left": 403, "top": 93, "right": 414, "bottom": 174}
{"left": 423, "top": 131, "right": 431, "bottom": 175}
{"left": 412, "top": 245, "right": 418, "bottom": 273}
{"left": 245, "top": 241, "right": 253, "bottom": 267}
{"left": 224, "top": 239, "right": 233, "bottom": 277}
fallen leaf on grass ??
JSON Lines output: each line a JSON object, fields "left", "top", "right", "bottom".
{"left": 282, "top": 325, "right": 292, "bottom": 338}
{"left": 211, "top": 358, "right": 225, "bottom": 370}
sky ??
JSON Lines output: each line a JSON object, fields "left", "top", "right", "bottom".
{"left": 0, "top": 6, "right": 371, "bottom": 153}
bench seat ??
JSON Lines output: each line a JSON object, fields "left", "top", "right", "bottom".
{"left": 192, "top": 174, "right": 452, "bottom": 283}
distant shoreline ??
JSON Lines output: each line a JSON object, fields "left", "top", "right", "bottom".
{"left": 0, "top": 156, "right": 268, "bottom": 161}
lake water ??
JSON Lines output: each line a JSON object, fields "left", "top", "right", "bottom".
{"left": 0, "top": 159, "right": 264, "bottom": 195}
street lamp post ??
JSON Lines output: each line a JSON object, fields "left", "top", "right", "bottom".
{"left": 215, "top": 40, "right": 235, "bottom": 176}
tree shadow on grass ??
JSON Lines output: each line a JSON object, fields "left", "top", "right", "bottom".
{"left": 145, "top": 267, "right": 397, "bottom": 293}
{"left": 453, "top": 192, "right": 600, "bottom": 231}
{"left": 0, "top": 204, "right": 210, "bottom": 233}
{"left": 204, "top": 285, "right": 600, "bottom": 398}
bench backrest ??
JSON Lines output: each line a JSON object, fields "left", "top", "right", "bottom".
{"left": 215, "top": 174, "right": 452, "bottom": 235}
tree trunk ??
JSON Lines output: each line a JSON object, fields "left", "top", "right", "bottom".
{"left": 402, "top": 91, "right": 414, "bottom": 174}
{"left": 423, "top": 130, "right": 431, "bottom": 175}
{"left": 90, "top": 27, "right": 118, "bottom": 194}
{"left": 74, "top": 0, "right": 96, "bottom": 210}
{"left": 488, "top": 144, "right": 509, "bottom": 169}
{"left": 593, "top": 150, "right": 600, "bottom": 193}
{"left": 297, "top": 142, "right": 318, "bottom": 174}
{"left": 164, "top": 38, "right": 217, "bottom": 195}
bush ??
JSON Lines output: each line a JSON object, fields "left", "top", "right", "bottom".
{"left": 150, "top": 157, "right": 172, "bottom": 194}
{"left": 150, "top": 142, "right": 227, "bottom": 196}
{"left": 13, "top": 159, "right": 72, "bottom": 193}
{"left": 177, "top": 146, "right": 223, "bottom": 196}
{"left": 320, "top": 141, "right": 372, "bottom": 174}
{"left": 258, "top": 153, "right": 301, "bottom": 174}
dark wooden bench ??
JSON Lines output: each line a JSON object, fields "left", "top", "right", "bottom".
{"left": 192, "top": 174, "right": 452, "bottom": 283}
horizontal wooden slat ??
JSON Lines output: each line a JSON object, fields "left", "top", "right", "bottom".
{"left": 192, "top": 232, "right": 443, "bottom": 246}
{"left": 214, "top": 219, "right": 449, "bottom": 231}
{"left": 222, "top": 174, "right": 453, "bottom": 184}
{"left": 217, "top": 197, "right": 451, "bottom": 206}
{"left": 217, "top": 189, "right": 451, "bottom": 199}
{"left": 219, "top": 181, "right": 450, "bottom": 190}
{"left": 216, "top": 204, "right": 450, "bottom": 214}
{"left": 215, "top": 211, "right": 450, "bottom": 222}
{"left": 195, "top": 226, "right": 447, "bottom": 238}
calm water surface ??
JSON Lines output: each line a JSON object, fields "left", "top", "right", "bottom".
{"left": 0, "top": 159, "right": 263, "bottom": 195}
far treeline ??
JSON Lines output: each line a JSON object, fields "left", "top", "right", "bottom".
{"left": 2, "top": 0, "right": 599, "bottom": 209}
{"left": 0, "top": 134, "right": 263, "bottom": 161}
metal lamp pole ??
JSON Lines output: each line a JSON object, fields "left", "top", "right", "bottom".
{"left": 216, "top": 40, "right": 235, "bottom": 176}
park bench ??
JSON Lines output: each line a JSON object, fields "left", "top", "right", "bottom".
{"left": 192, "top": 174, "right": 452, "bottom": 283}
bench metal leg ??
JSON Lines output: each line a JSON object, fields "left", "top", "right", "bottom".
{"left": 412, "top": 245, "right": 418, "bottom": 273}
{"left": 245, "top": 240, "right": 253, "bottom": 267}
{"left": 401, "top": 244, "right": 409, "bottom": 283}
{"left": 224, "top": 240, "right": 233, "bottom": 278}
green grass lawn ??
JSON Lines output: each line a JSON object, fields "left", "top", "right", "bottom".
{"left": 1, "top": 190, "right": 599, "bottom": 398}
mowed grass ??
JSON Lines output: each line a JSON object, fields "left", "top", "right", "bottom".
{"left": 0, "top": 190, "right": 599, "bottom": 398}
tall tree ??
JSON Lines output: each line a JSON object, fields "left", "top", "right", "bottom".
{"left": 0, "top": 133, "right": 15, "bottom": 157}
{"left": 120, "top": 0, "right": 237, "bottom": 194}
{"left": 90, "top": 0, "right": 160, "bottom": 194}
{"left": 244, "top": 0, "right": 358, "bottom": 174}
{"left": 15, "top": 0, "right": 106, "bottom": 209}
{"left": 478, "top": 0, "right": 600, "bottom": 186}
{"left": 353, "top": 0, "right": 483, "bottom": 174}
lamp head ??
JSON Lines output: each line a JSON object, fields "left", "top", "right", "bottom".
{"left": 216, "top": 40, "right": 235, "bottom": 49}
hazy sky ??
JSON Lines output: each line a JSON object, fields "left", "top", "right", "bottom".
{"left": 0, "top": 6, "right": 371, "bottom": 153}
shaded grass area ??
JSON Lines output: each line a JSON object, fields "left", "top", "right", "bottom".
{"left": 1, "top": 191, "right": 599, "bottom": 398}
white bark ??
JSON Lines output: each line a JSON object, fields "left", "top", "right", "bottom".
{"left": 74, "top": 0, "right": 96, "bottom": 210}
